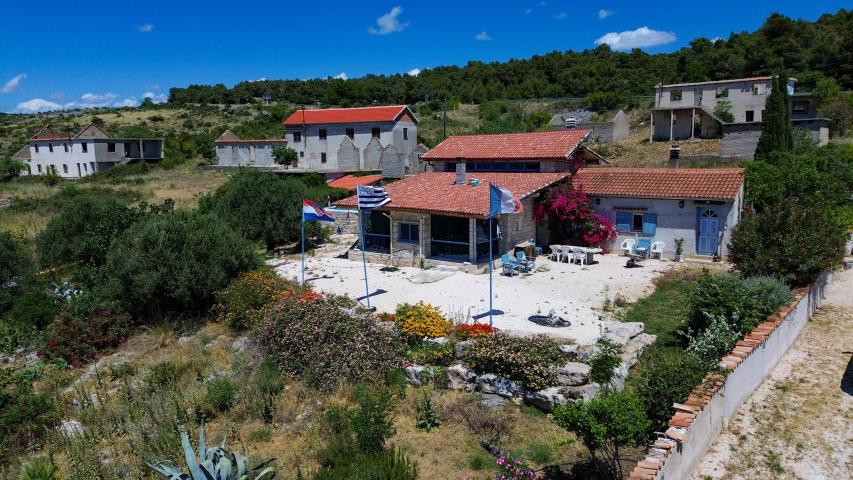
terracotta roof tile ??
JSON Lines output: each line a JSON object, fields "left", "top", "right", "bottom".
{"left": 335, "top": 172, "right": 569, "bottom": 217}
{"left": 12, "top": 145, "right": 30, "bottom": 161}
{"left": 283, "top": 105, "right": 412, "bottom": 126}
{"left": 327, "top": 174, "right": 383, "bottom": 191}
{"left": 29, "top": 125, "right": 68, "bottom": 141}
{"left": 422, "top": 129, "right": 591, "bottom": 161}
{"left": 574, "top": 167, "right": 744, "bottom": 200}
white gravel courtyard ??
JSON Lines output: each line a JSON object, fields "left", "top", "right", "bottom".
{"left": 272, "top": 245, "right": 674, "bottom": 346}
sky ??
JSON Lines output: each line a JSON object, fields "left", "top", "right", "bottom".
{"left": 0, "top": 1, "right": 847, "bottom": 113}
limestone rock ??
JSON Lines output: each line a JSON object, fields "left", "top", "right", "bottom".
{"left": 424, "top": 336, "right": 449, "bottom": 346}
{"left": 59, "top": 419, "right": 84, "bottom": 436}
{"left": 552, "top": 362, "right": 591, "bottom": 386}
{"left": 562, "top": 383, "right": 600, "bottom": 401}
{"left": 475, "top": 373, "right": 520, "bottom": 398}
{"left": 528, "top": 387, "right": 571, "bottom": 411}
{"left": 455, "top": 340, "right": 473, "bottom": 359}
{"left": 559, "top": 344, "right": 579, "bottom": 355}
{"left": 602, "top": 322, "right": 645, "bottom": 352}
{"left": 480, "top": 393, "right": 508, "bottom": 409}
{"left": 405, "top": 365, "right": 430, "bottom": 386}
{"left": 447, "top": 364, "right": 476, "bottom": 391}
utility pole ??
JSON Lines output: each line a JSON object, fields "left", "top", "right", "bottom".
{"left": 443, "top": 98, "right": 447, "bottom": 140}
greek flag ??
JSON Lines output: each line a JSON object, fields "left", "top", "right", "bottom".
{"left": 356, "top": 185, "right": 390, "bottom": 209}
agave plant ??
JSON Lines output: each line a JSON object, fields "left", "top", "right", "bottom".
{"left": 148, "top": 426, "right": 276, "bottom": 480}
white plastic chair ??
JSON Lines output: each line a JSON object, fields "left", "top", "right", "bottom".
{"left": 549, "top": 245, "right": 564, "bottom": 263}
{"left": 650, "top": 241, "right": 665, "bottom": 259}
{"left": 620, "top": 239, "right": 635, "bottom": 256}
{"left": 571, "top": 247, "right": 587, "bottom": 266}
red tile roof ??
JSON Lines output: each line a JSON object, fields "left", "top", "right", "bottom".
{"left": 422, "top": 129, "right": 591, "bottom": 161}
{"left": 327, "top": 174, "right": 383, "bottom": 191}
{"left": 29, "top": 125, "right": 68, "bottom": 141}
{"left": 335, "top": 172, "right": 569, "bottom": 217}
{"left": 283, "top": 105, "right": 413, "bottom": 126}
{"left": 574, "top": 167, "right": 744, "bottom": 200}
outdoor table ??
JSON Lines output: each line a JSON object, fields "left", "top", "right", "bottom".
{"left": 564, "top": 246, "right": 602, "bottom": 264}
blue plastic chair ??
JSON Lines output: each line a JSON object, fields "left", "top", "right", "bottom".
{"left": 515, "top": 251, "right": 533, "bottom": 272}
{"left": 635, "top": 238, "right": 652, "bottom": 257}
{"left": 501, "top": 254, "right": 520, "bottom": 276}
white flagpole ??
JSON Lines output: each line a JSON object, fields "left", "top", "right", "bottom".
{"left": 489, "top": 214, "right": 494, "bottom": 327}
{"left": 301, "top": 206, "right": 305, "bottom": 285}
{"left": 359, "top": 208, "right": 371, "bottom": 308}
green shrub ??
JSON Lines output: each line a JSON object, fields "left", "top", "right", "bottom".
{"left": 0, "top": 159, "right": 26, "bottom": 180}
{"left": 351, "top": 383, "right": 397, "bottom": 454}
{"left": 632, "top": 346, "right": 709, "bottom": 430}
{"left": 203, "top": 378, "right": 238, "bottom": 413}
{"left": 0, "top": 231, "right": 31, "bottom": 289}
{"left": 728, "top": 205, "right": 847, "bottom": 288}
{"left": 255, "top": 295, "right": 403, "bottom": 392}
{"left": 688, "top": 271, "right": 793, "bottom": 333}
{"left": 314, "top": 448, "right": 418, "bottom": 480}
{"left": 0, "top": 318, "right": 39, "bottom": 353}
{"left": 414, "top": 390, "right": 441, "bottom": 432}
{"left": 465, "top": 333, "right": 564, "bottom": 390}
{"left": 110, "top": 362, "right": 137, "bottom": 380}
{"left": 589, "top": 339, "right": 622, "bottom": 388}
{"left": 41, "top": 293, "right": 133, "bottom": 367}
{"left": 683, "top": 314, "right": 741, "bottom": 366}
{"left": 5, "top": 286, "right": 58, "bottom": 331}
{"left": 0, "top": 368, "right": 62, "bottom": 462}
{"left": 19, "top": 456, "right": 60, "bottom": 480}
{"left": 405, "top": 342, "right": 454, "bottom": 366}
{"left": 102, "top": 211, "right": 260, "bottom": 319}
{"left": 215, "top": 270, "right": 298, "bottom": 331}
{"left": 146, "top": 361, "right": 181, "bottom": 389}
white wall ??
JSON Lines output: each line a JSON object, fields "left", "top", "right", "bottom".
{"left": 215, "top": 143, "right": 280, "bottom": 166}
{"left": 29, "top": 140, "right": 97, "bottom": 178}
{"left": 285, "top": 120, "right": 416, "bottom": 171}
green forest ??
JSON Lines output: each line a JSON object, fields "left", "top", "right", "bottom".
{"left": 168, "top": 10, "right": 852, "bottom": 106}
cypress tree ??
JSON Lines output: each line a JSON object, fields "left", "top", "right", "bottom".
{"left": 754, "top": 75, "right": 794, "bottom": 161}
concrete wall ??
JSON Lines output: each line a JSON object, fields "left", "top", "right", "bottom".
{"left": 720, "top": 124, "right": 761, "bottom": 159}
{"left": 215, "top": 142, "right": 281, "bottom": 166}
{"left": 27, "top": 138, "right": 163, "bottom": 179}
{"left": 575, "top": 110, "right": 629, "bottom": 143}
{"left": 655, "top": 79, "right": 774, "bottom": 122}
{"left": 591, "top": 191, "right": 742, "bottom": 257}
{"left": 285, "top": 120, "right": 417, "bottom": 172}
{"left": 648, "top": 270, "right": 832, "bottom": 480}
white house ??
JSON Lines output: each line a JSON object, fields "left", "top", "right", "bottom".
{"left": 21, "top": 124, "right": 164, "bottom": 179}
{"left": 282, "top": 105, "right": 418, "bottom": 173}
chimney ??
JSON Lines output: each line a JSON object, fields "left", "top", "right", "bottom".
{"left": 669, "top": 144, "right": 681, "bottom": 160}
{"left": 455, "top": 161, "right": 467, "bottom": 185}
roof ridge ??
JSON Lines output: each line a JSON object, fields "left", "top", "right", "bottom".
{"left": 297, "top": 104, "right": 405, "bottom": 111}
{"left": 444, "top": 129, "right": 591, "bottom": 138}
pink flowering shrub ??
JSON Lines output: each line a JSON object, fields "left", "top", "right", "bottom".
{"left": 254, "top": 294, "right": 403, "bottom": 392}
{"left": 494, "top": 451, "right": 538, "bottom": 480}
{"left": 465, "top": 333, "right": 564, "bottom": 391}
{"left": 534, "top": 182, "right": 617, "bottom": 252}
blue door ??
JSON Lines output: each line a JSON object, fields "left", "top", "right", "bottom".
{"left": 697, "top": 208, "right": 719, "bottom": 255}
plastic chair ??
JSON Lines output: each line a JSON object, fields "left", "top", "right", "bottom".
{"left": 650, "top": 241, "right": 665, "bottom": 259}
{"left": 620, "top": 239, "right": 635, "bottom": 256}
{"left": 501, "top": 254, "right": 520, "bottom": 276}
{"left": 516, "top": 251, "right": 533, "bottom": 272}
{"left": 571, "top": 247, "right": 587, "bottom": 266}
{"left": 549, "top": 245, "right": 564, "bottom": 263}
{"left": 635, "top": 238, "right": 652, "bottom": 257}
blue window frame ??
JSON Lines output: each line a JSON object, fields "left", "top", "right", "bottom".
{"left": 399, "top": 222, "right": 419, "bottom": 243}
{"left": 615, "top": 211, "right": 656, "bottom": 235}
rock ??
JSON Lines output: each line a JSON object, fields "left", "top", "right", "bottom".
{"left": 625, "top": 332, "right": 656, "bottom": 356}
{"left": 424, "top": 336, "right": 449, "bottom": 346}
{"left": 527, "top": 387, "right": 571, "bottom": 411}
{"left": 230, "top": 337, "right": 250, "bottom": 353}
{"left": 562, "top": 383, "right": 600, "bottom": 401}
{"left": 14, "top": 347, "right": 25, "bottom": 355}
{"left": 552, "top": 362, "right": 591, "bottom": 386}
{"left": 266, "top": 258, "right": 287, "bottom": 268}
{"left": 405, "top": 365, "right": 426, "bottom": 386}
{"left": 455, "top": 340, "right": 473, "bottom": 359}
{"left": 601, "top": 322, "right": 645, "bottom": 352}
{"left": 177, "top": 334, "right": 192, "bottom": 344}
{"left": 446, "top": 364, "right": 476, "bottom": 391}
{"left": 480, "top": 393, "right": 508, "bottom": 409}
{"left": 59, "top": 419, "right": 84, "bottom": 436}
{"left": 559, "top": 344, "right": 579, "bottom": 355}
{"left": 475, "top": 373, "right": 520, "bottom": 398}
{"left": 576, "top": 344, "right": 599, "bottom": 362}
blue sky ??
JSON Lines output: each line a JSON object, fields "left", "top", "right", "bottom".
{"left": 0, "top": 1, "right": 847, "bottom": 113}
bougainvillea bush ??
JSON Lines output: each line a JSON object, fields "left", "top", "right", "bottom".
{"left": 395, "top": 302, "right": 451, "bottom": 340}
{"left": 215, "top": 270, "right": 301, "bottom": 331}
{"left": 494, "top": 451, "right": 538, "bottom": 480}
{"left": 534, "top": 182, "right": 616, "bottom": 251}
{"left": 465, "top": 333, "right": 565, "bottom": 390}
{"left": 255, "top": 294, "right": 403, "bottom": 392}
{"left": 41, "top": 294, "right": 133, "bottom": 367}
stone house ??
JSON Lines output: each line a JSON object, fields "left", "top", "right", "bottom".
{"left": 19, "top": 124, "right": 163, "bottom": 179}
{"left": 214, "top": 130, "right": 288, "bottom": 167}
{"left": 334, "top": 169, "right": 569, "bottom": 270}
{"left": 575, "top": 167, "right": 745, "bottom": 258}
{"left": 421, "top": 130, "right": 606, "bottom": 174}
{"left": 549, "top": 110, "right": 630, "bottom": 143}
{"left": 282, "top": 105, "right": 418, "bottom": 174}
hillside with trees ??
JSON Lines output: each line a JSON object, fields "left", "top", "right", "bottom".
{"left": 168, "top": 10, "right": 852, "bottom": 106}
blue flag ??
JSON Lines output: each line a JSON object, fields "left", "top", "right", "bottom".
{"left": 488, "top": 184, "right": 522, "bottom": 218}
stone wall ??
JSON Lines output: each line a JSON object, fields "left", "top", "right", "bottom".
{"left": 627, "top": 270, "right": 833, "bottom": 480}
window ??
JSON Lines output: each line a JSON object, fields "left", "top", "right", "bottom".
{"left": 299, "top": 151, "right": 304, "bottom": 157}
{"left": 615, "top": 211, "right": 657, "bottom": 235}
{"left": 399, "top": 223, "right": 419, "bottom": 243}
{"left": 669, "top": 90, "right": 682, "bottom": 101}
{"left": 752, "top": 84, "right": 766, "bottom": 95}
{"left": 81, "top": 142, "right": 88, "bottom": 153}
{"left": 37, "top": 164, "right": 42, "bottom": 173}
{"left": 34, "top": 144, "right": 39, "bottom": 153}
{"left": 319, "top": 128, "right": 327, "bottom": 140}
{"left": 293, "top": 132, "right": 302, "bottom": 143}
{"left": 107, "top": 143, "right": 116, "bottom": 152}
{"left": 62, "top": 164, "right": 68, "bottom": 174}
{"left": 403, "top": 127, "right": 408, "bottom": 140}
{"left": 631, "top": 214, "right": 644, "bottom": 231}
{"left": 792, "top": 101, "right": 809, "bottom": 114}
{"left": 716, "top": 87, "right": 729, "bottom": 98}
{"left": 49, "top": 143, "right": 54, "bottom": 153}
{"left": 371, "top": 127, "right": 380, "bottom": 138}
{"left": 63, "top": 143, "right": 69, "bottom": 152}
{"left": 745, "top": 110, "right": 755, "bottom": 122}
{"left": 321, "top": 152, "right": 327, "bottom": 163}
{"left": 346, "top": 128, "right": 355, "bottom": 140}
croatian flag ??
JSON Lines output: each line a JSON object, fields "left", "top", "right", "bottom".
{"left": 302, "top": 200, "right": 335, "bottom": 222}
{"left": 489, "top": 184, "right": 522, "bottom": 218}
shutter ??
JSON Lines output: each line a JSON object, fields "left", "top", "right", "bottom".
{"left": 615, "top": 211, "right": 631, "bottom": 232}
{"left": 642, "top": 213, "right": 657, "bottom": 235}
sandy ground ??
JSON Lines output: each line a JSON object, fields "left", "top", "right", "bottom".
{"left": 273, "top": 247, "right": 673, "bottom": 345}
{"left": 692, "top": 267, "right": 853, "bottom": 480}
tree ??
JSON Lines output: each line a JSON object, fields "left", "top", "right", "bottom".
{"left": 102, "top": 211, "right": 259, "bottom": 319}
{"left": 754, "top": 76, "right": 793, "bottom": 160}
{"left": 713, "top": 100, "right": 735, "bottom": 123}
{"left": 0, "top": 231, "right": 32, "bottom": 313}
{"left": 632, "top": 347, "right": 708, "bottom": 430}
{"left": 0, "top": 159, "right": 26, "bottom": 180}
{"left": 272, "top": 145, "right": 298, "bottom": 167}
{"left": 553, "top": 391, "right": 651, "bottom": 480}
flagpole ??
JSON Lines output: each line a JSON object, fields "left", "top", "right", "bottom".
{"left": 359, "top": 208, "right": 371, "bottom": 308}
{"left": 301, "top": 206, "right": 305, "bottom": 285}
{"left": 488, "top": 214, "right": 494, "bottom": 327}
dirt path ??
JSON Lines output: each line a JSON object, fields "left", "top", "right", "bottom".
{"left": 692, "top": 268, "right": 853, "bottom": 480}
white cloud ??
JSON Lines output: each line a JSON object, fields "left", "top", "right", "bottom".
{"left": 407, "top": 68, "right": 421, "bottom": 76}
{"left": 137, "top": 23, "right": 155, "bottom": 32}
{"left": 598, "top": 9, "right": 613, "bottom": 19}
{"left": 711, "top": 36, "right": 722, "bottom": 42}
{"left": 16, "top": 98, "right": 62, "bottom": 113}
{"left": 368, "top": 6, "right": 409, "bottom": 35}
{"left": 81, "top": 92, "right": 118, "bottom": 103}
{"left": 474, "top": 31, "right": 493, "bottom": 41}
{"left": 595, "top": 26, "right": 676, "bottom": 51}
{"left": 2, "top": 74, "right": 27, "bottom": 93}
{"left": 142, "top": 91, "right": 168, "bottom": 103}
{"left": 333, "top": 72, "right": 348, "bottom": 80}
{"left": 554, "top": 12, "right": 567, "bottom": 20}
{"left": 114, "top": 98, "right": 139, "bottom": 108}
